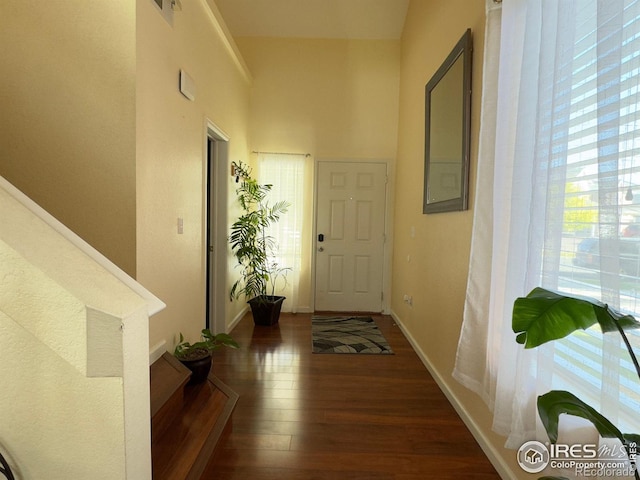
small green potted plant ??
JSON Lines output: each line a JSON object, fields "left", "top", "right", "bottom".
{"left": 174, "top": 329, "right": 239, "bottom": 384}
{"left": 513, "top": 287, "right": 640, "bottom": 480}
{"left": 229, "top": 161, "right": 290, "bottom": 325}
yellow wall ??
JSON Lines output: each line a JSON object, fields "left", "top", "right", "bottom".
{"left": 1, "top": 0, "right": 250, "bottom": 372}
{"left": 392, "top": 1, "right": 523, "bottom": 477}
{"left": 234, "top": 37, "right": 400, "bottom": 309}
{"left": 393, "top": 0, "right": 478, "bottom": 372}
{"left": 0, "top": 0, "right": 137, "bottom": 276}
{"left": 236, "top": 37, "right": 400, "bottom": 160}
{"left": 137, "top": 0, "right": 251, "bottom": 350}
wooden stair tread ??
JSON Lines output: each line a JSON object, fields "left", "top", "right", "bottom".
{"left": 150, "top": 353, "right": 239, "bottom": 480}
{"left": 150, "top": 353, "right": 191, "bottom": 444}
{"left": 150, "top": 352, "right": 190, "bottom": 418}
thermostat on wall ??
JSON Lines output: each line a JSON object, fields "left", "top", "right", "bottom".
{"left": 179, "top": 69, "right": 196, "bottom": 101}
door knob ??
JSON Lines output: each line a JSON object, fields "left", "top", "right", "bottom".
{"left": 318, "top": 247, "right": 324, "bottom": 252}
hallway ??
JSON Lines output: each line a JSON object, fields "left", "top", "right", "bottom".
{"left": 203, "top": 312, "right": 500, "bottom": 479}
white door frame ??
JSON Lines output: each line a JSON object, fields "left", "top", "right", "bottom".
{"left": 312, "top": 158, "right": 393, "bottom": 314}
{"left": 205, "top": 119, "right": 230, "bottom": 334}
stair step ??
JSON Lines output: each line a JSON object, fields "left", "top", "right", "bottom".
{"left": 150, "top": 352, "right": 238, "bottom": 480}
{"left": 150, "top": 352, "right": 191, "bottom": 443}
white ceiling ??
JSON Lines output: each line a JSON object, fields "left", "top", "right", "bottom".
{"left": 214, "top": 0, "right": 410, "bottom": 40}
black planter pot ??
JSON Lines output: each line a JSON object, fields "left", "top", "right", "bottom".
{"left": 177, "top": 351, "right": 212, "bottom": 385}
{"left": 248, "top": 295, "right": 285, "bottom": 326}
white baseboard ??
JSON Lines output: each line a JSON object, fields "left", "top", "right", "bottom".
{"left": 228, "top": 306, "right": 249, "bottom": 332}
{"left": 287, "top": 307, "right": 314, "bottom": 314}
{"left": 229, "top": 306, "right": 314, "bottom": 331}
{"left": 389, "top": 310, "right": 516, "bottom": 480}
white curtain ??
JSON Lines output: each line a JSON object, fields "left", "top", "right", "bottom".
{"left": 452, "top": 0, "right": 504, "bottom": 406}
{"left": 454, "top": 0, "right": 640, "bottom": 453}
{"left": 257, "top": 153, "right": 311, "bottom": 313}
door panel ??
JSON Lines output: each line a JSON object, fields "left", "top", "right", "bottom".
{"left": 356, "top": 201, "right": 372, "bottom": 240}
{"left": 328, "top": 255, "right": 344, "bottom": 292}
{"left": 330, "top": 201, "right": 345, "bottom": 239}
{"left": 315, "top": 161, "right": 386, "bottom": 312}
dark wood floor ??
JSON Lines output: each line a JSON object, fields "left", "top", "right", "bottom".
{"left": 202, "top": 312, "right": 500, "bottom": 479}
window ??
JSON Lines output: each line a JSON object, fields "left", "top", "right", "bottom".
{"left": 454, "top": 0, "right": 640, "bottom": 448}
{"left": 551, "top": 2, "right": 640, "bottom": 432}
{"left": 257, "top": 153, "right": 313, "bottom": 313}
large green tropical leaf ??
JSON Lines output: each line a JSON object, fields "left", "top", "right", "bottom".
{"left": 538, "top": 391, "right": 640, "bottom": 480}
{"left": 623, "top": 433, "right": 640, "bottom": 447}
{"left": 513, "top": 287, "right": 640, "bottom": 348}
{"left": 537, "top": 391, "right": 631, "bottom": 444}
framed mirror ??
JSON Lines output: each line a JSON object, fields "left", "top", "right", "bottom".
{"left": 423, "top": 29, "right": 472, "bottom": 214}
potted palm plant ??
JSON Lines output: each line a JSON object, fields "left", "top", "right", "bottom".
{"left": 174, "top": 329, "right": 239, "bottom": 384}
{"left": 229, "top": 161, "right": 290, "bottom": 326}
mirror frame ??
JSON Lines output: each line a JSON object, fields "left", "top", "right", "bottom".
{"left": 423, "top": 29, "right": 472, "bottom": 214}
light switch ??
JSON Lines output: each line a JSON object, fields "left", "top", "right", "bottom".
{"left": 177, "top": 217, "right": 184, "bottom": 234}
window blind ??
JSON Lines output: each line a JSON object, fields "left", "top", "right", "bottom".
{"left": 550, "top": 0, "right": 640, "bottom": 432}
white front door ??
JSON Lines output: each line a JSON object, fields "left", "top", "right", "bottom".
{"left": 315, "top": 161, "right": 387, "bottom": 312}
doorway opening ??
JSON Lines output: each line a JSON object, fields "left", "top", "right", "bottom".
{"left": 205, "top": 122, "right": 229, "bottom": 333}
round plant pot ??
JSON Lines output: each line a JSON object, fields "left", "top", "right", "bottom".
{"left": 177, "top": 349, "right": 212, "bottom": 385}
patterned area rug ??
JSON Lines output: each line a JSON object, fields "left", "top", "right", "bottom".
{"left": 311, "top": 316, "right": 394, "bottom": 354}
